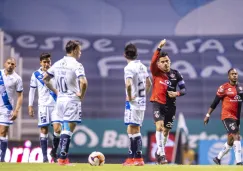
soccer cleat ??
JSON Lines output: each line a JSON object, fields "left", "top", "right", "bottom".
{"left": 50, "top": 149, "right": 58, "bottom": 163}
{"left": 43, "top": 157, "right": 49, "bottom": 163}
{"left": 236, "top": 162, "right": 243, "bottom": 165}
{"left": 57, "top": 158, "right": 70, "bottom": 166}
{"left": 122, "top": 158, "right": 134, "bottom": 166}
{"left": 134, "top": 158, "right": 144, "bottom": 166}
{"left": 155, "top": 152, "right": 168, "bottom": 164}
{"left": 213, "top": 157, "right": 221, "bottom": 165}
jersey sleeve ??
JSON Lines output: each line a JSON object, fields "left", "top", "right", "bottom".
{"left": 177, "top": 71, "right": 185, "bottom": 86}
{"left": 16, "top": 76, "right": 23, "bottom": 92}
{"left": 216, "top": 85, "right": 225, "bottom": 98}
{"left": 124, "top": 66, "right": 134, "bottom": 79}
{"left": 30, "top": 73, "right": 37, "bottom": 88}
{"left": 75, "top": 63, "right": 85, "bottom": 78}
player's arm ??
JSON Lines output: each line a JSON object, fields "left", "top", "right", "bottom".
{"left": 43, "top": 74, "right": 58, "bottom": 95}
{"left": 77, "top": 76, "right": 88, "bottom": 100}
{"left": 204, "top": 86, "right": 224, "bottom": 125}
{"left": 10, "top": 79, "right": 23, "bottom": 121}
{"left": 150, "top": 39, "right": 166, "bottom": 75}
{"left": 28, "top": 73, "right": 37, "bottom": 117}
{"left": 168, "top": 71, "right": 186, "bottom": 98}
{"left": 126, "top": 78, "right": 133, "bottom": 101}
{"left": 146, "top": 76, "right": 152, "bottom": 94}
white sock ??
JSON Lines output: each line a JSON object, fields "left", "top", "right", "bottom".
{"left": 163, "top": 133, "right": 169, "bottom": 147}
{"left": 233, "top": 141, "right": 242, "bottom": 163}
{"left": 217, "top": 142, "right": 232, "bottom": 160}
{"left": 155, "top": 131, "right": 165, "bottom": 156}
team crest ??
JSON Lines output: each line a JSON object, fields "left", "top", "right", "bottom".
{"left": 154, "top": 111, "right": 160, "bottom": 118}
{"left": 229, "top": 123, "right": 236, "bottom": 130}
{"left": 239, "top": 87, "right": 242, "bottom": 91}
{"left": 170, "top": 73, "right": 175, "bottom": 78}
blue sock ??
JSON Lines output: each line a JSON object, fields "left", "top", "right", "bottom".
{"left": 128, "top": 136, "right": 135, "bottom": 158}
{"left": 52, "top": 134, "right": 60, "bottom": 153}
{"left": 0, "top": 138, "right": 8, "bottom": 162}
{"left": 134, "top": 134, "right": 142, "bottom": 158}
{"left": 40, "top": 134, "right": 48, "bottom": 159}
{"left": 59, "top": 134, "right": 71, "bottom": 159}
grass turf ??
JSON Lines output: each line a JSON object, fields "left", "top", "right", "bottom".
{"left": 0, "top": 163, "right": 242, "bottom": 171}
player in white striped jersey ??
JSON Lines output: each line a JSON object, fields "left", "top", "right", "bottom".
{"left": 28, "top": 53, "right": 61, "bottom": 162}
{"left": 43, "top": 40, "right": 88, "bottom": 165}
{"left": 0, "top": 57, "right": 23, "bottom": 162}
{"left": 123, "top": 44, "right": 152, "bottom": 166}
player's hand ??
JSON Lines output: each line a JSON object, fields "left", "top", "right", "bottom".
{"left": 158, "top": 39, "right": 166, "bottom": 49}
{"left": 167, "top": 91, "right": 177, "bottom": 98}
{"left": 204, "top": 116, "right": 210, "bottom": 125}
{"left": 126, "top": 96, "right": 136, "bottom": 102}
{"left": 28, "top": 106, "right": 34, "bottom": 117}
{"left": 9, "top": 110, "right": 18, "bottom": 121}
{"left": 76, "top": 92, "right": 84, "bottom": 101}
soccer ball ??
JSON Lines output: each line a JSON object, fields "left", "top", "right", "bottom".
{"left": 88, "top": 151, "right": 105, "bottom": 166}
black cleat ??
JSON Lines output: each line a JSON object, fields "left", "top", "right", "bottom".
{"left": 50, "top": 149, "right": 58, "bottom": 163}
{"left": 155, "top": 152, "right": 168, "bottom": 164}
{"left": 236, "top": 162, "right": 243, "bottom": 165}
{"left": 43, "top": 157, "right": 49, "bottom": 163}
{"left": 213, "top": 157, "right": 221, "bottom": 165}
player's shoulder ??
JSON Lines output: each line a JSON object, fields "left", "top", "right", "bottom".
{"left": 12, "top": 72, "right": 22, "bottom": 81}
{"left": 219, "top": 82, "right": 230, "bottom": 88}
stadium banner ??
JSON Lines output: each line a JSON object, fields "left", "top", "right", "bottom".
{"left": 198, "top": 140, "right": 243, "bottom": 165}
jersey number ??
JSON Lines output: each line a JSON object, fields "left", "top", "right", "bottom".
{"left": 57, "top": 77, "right": 67, "bottom": 93}
{"left": 138, "top": 81, "right": 145, "bottom": 97}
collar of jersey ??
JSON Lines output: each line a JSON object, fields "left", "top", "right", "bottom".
{"left": 64, "top": 56, "right": 77, "bottom": 61}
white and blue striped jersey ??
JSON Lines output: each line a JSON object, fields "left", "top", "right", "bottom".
{"left": 47, "top": 56, "right": 85, "bottom": 100}
{"left": 0, "top": 69, "right": 23, "bottom": 114}
{"left": 124, "top": 60, "right": 149, "bottom": 110}
{"left": 30, "top": 68, "right": 56, "bottom": 106}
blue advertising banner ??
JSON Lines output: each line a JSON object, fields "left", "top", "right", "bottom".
{"left": 199, "top": 140, "right": 243, "bottom": 165}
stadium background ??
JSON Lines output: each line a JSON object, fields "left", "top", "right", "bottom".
{"left": 0, "top": 0, "right": 243, "bottom": 165}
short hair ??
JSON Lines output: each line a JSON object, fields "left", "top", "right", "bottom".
{"left": 228, "top": 68, "right": 237, "bottom": 75}
{"left": 40, "top": 52, "right": 51, "bottom": 61}
{"left": 159, "top": 51, "right": 168, "bottom": 57}
{"left": 5, "top": 57, "right": 16, "bottom": 63}
{"left": 65, "top": 40, "right": 80, "bottom": 54}
{"left": 124, "top": 43, "right": 138, "bottom": 60}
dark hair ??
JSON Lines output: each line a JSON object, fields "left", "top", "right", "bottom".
{"left": 124, "top": 43, "right": 138, "bottom": 60}
{"left": 40, "top": 52, "right": 51, "bottom": 61}
{"left": 65, "top": 40, "right": 80, "bottom": 54}
{"left": 159, "top": 51, "right": 168, "bottom": 57}
{"left": 228, "top": 68, "right": 237, "bottom": 75}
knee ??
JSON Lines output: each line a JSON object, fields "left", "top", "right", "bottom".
{"left": 232, "top": 133, "right": 240, "bottom": 141}
{"left": 156, "top": 125, "right": 163, "bottom": 132}
{"left": 163, "top": 129, "right": 169, "bottom": 136}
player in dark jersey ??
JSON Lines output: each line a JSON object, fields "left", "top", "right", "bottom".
{"left": 150, "top": 39, "right": 186, "bottom": 164}
{"left": 204, "top": 68, "right": 243, "bottom": 165}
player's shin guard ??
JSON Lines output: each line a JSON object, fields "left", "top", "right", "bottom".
{"left": 40, "top": 133, "right": 48, "bottom": 160}
{"left": 233, "top": 141, "right": 242, "bottom": 163}
{"left": 128, "top": 134, "right": 135, "bottom": 158}
{"left": 0, "top": 137, "right": 8, "bottom": 162}
{"left": 52, "top": 132, "right": 60, "bottom": 152}
{"left": 217, "top": 142, "right": 232, "bottom": 159}
{"left": 59, "top": 131, "right": 73, "bottom": 159}
{"left": 155, "top": 131, "right": 165, "bottom": 156}
{"left": 133, "top": 133, "right": 142, "bottom": 158}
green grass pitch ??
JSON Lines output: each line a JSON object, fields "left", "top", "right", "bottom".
{"left": 0, "top": 163, "right": 242, "bottom": 171}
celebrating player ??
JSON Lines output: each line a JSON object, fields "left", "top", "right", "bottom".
{"left": 150, "top": 39, "right": 186, "bottom": 164}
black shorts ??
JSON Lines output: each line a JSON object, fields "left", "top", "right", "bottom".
{"left": 152, "top": 101, "right": 176, "bottom": 129}
{"left": 222, "top": 118, "right": 240, "bottom": 134}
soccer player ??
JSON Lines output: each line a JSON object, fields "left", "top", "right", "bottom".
{"left": 0, "top": 57, "right": 23, "bottom": 162}
{"left": 43, "top": 40, "right": 87, "bottom": 165}
{"left": 28, "top": 53, "right": 61, "bottom": 163}
{"left": 204, "top": 68, "right": 243, "bottom": 165}
{"left": 150, "top": 39, "right": 186, "bottom": 164}
{"left": 122, "top": 44, "right": 152, "bottom": 166}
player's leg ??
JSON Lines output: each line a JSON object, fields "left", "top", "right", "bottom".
{"left": 153, "top": 102, "right": 167, "bottom": 164}
{"left": 0, "top": 125, "right": 9, "bottom": 162}
{"left": 38, "top": 106, "right": 51, "bottom": 163}
{"left": 132, "top": 110, "right": 144, "bottom": 166}
{"left": 50, "top": 107, "right": 62, "bottom": 162}
{"left": 58, "top": 99, "right": 81, "bottom": 165}
{"left": 230, "top": 120, "right": 242, "bottom": 165}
